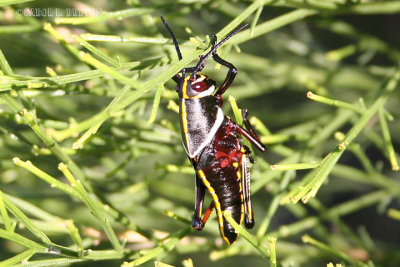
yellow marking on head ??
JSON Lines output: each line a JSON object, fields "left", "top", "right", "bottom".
{"left": 181, "top": 77, "right": 190, "bottom": 99}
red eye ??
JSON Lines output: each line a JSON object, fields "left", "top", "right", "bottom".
{"left": 192, "top": 81, "right": 208, "bottom": 92}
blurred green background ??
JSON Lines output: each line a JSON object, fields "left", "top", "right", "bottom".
{"left": 1, "top": 0, "right": 400, "bottom": 266}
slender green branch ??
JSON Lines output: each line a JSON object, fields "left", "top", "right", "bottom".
{"left": 269, "top": 237, "right": 277, "bottom": 267}
{"left": 122, "top": 227, "right": 193, "bottom": 267}
{"left": 12, "top": 258, "right": 85, "bottom": 267}
{"left": 271, "top": 162, "right": 320, "bottom": 171}
{"left": 147, "top": 84, "right": 164, "bottom": 124}
{"left": 58, "top": 163, "right": 124, "bottom": 253}
{"left": 268, "top": 190, "right": 392, "bottom": 241}
{"left": 223, "top": 210, "right": 270, "bottom": 259}
{"left": 284, "top": 67, "right": 400, "bottom": 204}
{"left": 0, "top": 192, "right": 12, "bottom": 232}
{"left": 231, "top": 9, "right": 317, "bottom": 45}
{"left": 73, "top": 35, "right": 120, "bottom": 68}
{"left": 80, "top": 33, "right": 191, "bottom": 45}
{"left": 0, "top": 249, "right": 37, "bottom": 266}
{"left": 1, "top": 192, "right": 52, "bottom": 245}
{"left": 302, "top": 235, "right": 368, "bottom": 267}
{"left": 326, "top": 44, "right": 358, "bottom": 61}
{"left": 378, "top": 106, "right": 399, "bottom": 171}
{"left": 307, "top": 91, "right": 364, "bottom": 114}
{"left": 0, "top": 0, "right": 33, "bottom": 6}
{"left": 274, "top": 0, "right": 400, "bottom": 14}
{"left": 388, "top": 209, "right": 400, "bottom": 221}
{"left": 250, "top": 6, "right": 264, "bottom": 37}
{"left": 13, "top": 158, "right": 80, "bottom": 199}
{"left": 217, "top": 0, "right": 274, "bottom": 39}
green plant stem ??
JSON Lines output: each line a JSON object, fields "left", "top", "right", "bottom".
{"left": 270, "top": 162, "right": 320, "bottom": 170}
{"left": 231, "top": 9, "right": 317, "bottom": 45}
{"left": 13, "top": 158, "right": 80, "bottom": 199}
{"left": 12, "top": 258, "right": 85, "bottom": 267}
{"left": 147, "top": 84, "right": 164, "bottom": 124}
{"left": 378, "top": 106, "right": 399, "bottom": 171}
{"left": 388, "top": 209, "right": 400, "bottom": 221}
{"left": 223, "top": 210, "right": 270, "bottom": 259}
{"left": 0, "top": 60, "right": 155, "bottom": 92}
{"left": 18, "top": 109, "right": 95, "bottom": 193}
{"left": 307, "top": 91, "right": 363, "bottom": 113}
{"left": 217, "top": 0, "right": 274, "bottom": 39}
{"left": 332, "top": 164, "right": 400, "bottom": 194}
{"left": 0, "top": 24, "right": 40, "bottom": 34}
{"left": 4, "top": 194, "right": 61, "bottom": 223}
{"left": 250, "top": 6, "right": 264, "bottom": 36}
{"left": 58, "top": 163, "right": 124, "bottom": 253}
{"left": 256, "top": 170, "right": 294, "bottom": 239}
{"left": 269, "top": 237, "right": 277, "bottom": 267}
{"left": 326, "top": 44, "right": 358, "bottom": 61}
{"left": 252, "top": 153, "right": 300, "bottom": 193}
{"left": 302, "top": 235, "right": 368, "bottom": 267}
{"left": 284, "top": 67, "right": 400, "bottom": 203}
{"left": 0, "top": 227, "right": 47, "bottom": 251}
{"left": 268, "top": 190, "right": 392, "bottom": 241}
{"left": 1, "top": 192, "right": 52, "bottom": 245}
{"left": 308, "top": 109, "right": 354, "bottom": 148}
{"left": 122, "top": 227, "right": 193, "bottom": 267}
{"left": 0, "top": 93, "right": 149, "bottom": 239}
{"left": 260, "top": 133, "right": 310, "bottom": 144}
{"left": 78, "top": 51, "right": 141, "bottom": 89}
{"left": 0, "top": 192, "right": 11, "bottom": 232}
{"left": 0, "top": 0, "right": 33, "bottom": 6}
{"left": 0, "top": 248, "right": 37, "bottom": 266}
{"left": 275, "top": 0, "right": 400, "bottom": 14}
{"left": 73, "top": 35, "right": 120, "bottom": 68}
{"left": 80, "top": 33, "right": 191, "bottom": 45}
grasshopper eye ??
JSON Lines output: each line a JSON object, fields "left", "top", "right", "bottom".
{"left": 192, "top": 81, "right": 208, "bottom": 92}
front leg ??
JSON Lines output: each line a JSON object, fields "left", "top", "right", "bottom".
{"left": 209, "top": 34, "right": 238, "bottom": 97}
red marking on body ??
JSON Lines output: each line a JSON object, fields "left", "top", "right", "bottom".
{"left": 213, "top": 120, "right": 244, "bottom": 169}
{"left": 220, "top": 158, "right": 229, "bottom": 168}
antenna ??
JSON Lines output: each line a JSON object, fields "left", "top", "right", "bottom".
{"left": 191, "top": 23, "right": 248, "bottom": 78}
{"left": 161, "top": 16, "right": 186, "bottom": 78}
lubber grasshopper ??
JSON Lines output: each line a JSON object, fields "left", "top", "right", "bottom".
{"left": 161, "top": 17, "right": 266, "bottom": 244}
